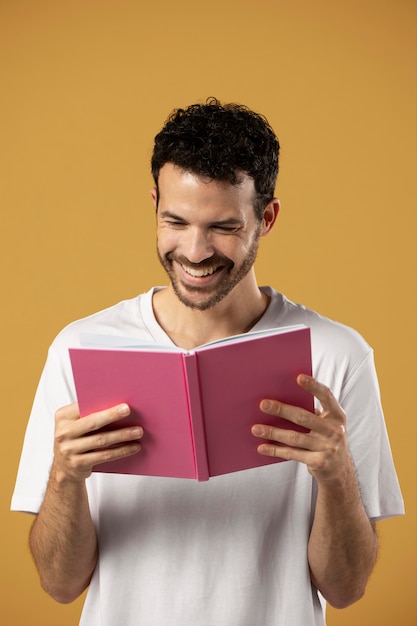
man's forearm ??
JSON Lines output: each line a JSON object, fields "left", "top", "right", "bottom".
{"left": 254, "top": 377, "right": 380, "bottom": 608}
{"left": 308, "top": 461, "right": 378, "bottom": 609}
{"left": 29, "top": 465, "right": 98, "bottom": 604}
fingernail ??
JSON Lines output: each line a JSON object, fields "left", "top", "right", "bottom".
{"left": 252, "top": 425, "right": 264, "bottom": 436}
{"left": 118, "top": 404, "right": 130, "bottom": 416}
{"left": 132, "top": 427, "right": 143, "bottom": 438}
{"left": 260, "top": 400, "right": 271, "bottom": 411}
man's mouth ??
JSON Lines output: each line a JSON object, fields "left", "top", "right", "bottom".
{"left": 181, "top": 264, "right": 221, "bottom": 278}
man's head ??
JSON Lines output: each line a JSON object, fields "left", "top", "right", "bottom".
{"left": 151, "top": 98, "right": 280, "bottom": 220}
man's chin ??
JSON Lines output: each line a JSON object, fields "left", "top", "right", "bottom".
{"left": 172, "top": 283, "right": 226, "bottom": 311}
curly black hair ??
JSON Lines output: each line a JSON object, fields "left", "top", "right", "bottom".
{"left": 151, "top": 98, "right": 280, "bottom": 220}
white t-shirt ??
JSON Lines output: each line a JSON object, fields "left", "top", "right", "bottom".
{"left": 11, "top": 287, "right": 404, "bottom": 626}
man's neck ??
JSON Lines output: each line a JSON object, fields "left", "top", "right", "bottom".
{"left": 152, "top": 280, "right": 270, "bottom": 351}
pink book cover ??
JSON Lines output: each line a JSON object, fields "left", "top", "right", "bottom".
{"left": 69, "top": 325, "right": 313, "bottom": 481}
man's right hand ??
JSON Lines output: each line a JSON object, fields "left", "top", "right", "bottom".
{"left": 53, "top": 402, "right": 143, "bottom": 483}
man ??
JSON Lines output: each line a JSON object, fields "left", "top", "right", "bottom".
{"left": 12, "top": 99, "right": 404, "bottom": 626}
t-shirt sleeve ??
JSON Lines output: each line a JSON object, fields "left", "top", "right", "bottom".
{"left": 338, "top": 350, "right": 404, "bottom": 521}
{"left": 11, "top": 344, "right": 76, "bottom": 513}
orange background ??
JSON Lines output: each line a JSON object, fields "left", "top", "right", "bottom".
{"left": 1, "top": 1, "right": 415, "bottom": 625}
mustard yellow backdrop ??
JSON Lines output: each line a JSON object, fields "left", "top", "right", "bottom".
{"left": 1, "top": 1, "right": 415, "bottom": 625}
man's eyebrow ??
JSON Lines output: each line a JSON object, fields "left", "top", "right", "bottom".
{"left": 159, "top": 211, "right": 243, "bottom": 226}
{"left": 210, "top": 217, "right": 243, "bottom": 226}
{"left": 159, "top": 211, "right": 187, "bottom": 221}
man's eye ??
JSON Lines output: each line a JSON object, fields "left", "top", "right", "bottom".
{"left": 213, "top": 225, "right": 239, "bottom": 233}
{"left": 167, "top": 221, "right": 186, "bottom": 228}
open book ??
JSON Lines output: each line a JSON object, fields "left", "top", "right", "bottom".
{"left": 69, "top": 325, "right": 313, "bottom": 481}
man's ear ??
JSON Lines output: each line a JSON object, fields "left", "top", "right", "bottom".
{"left": 260, "top": 199, "right": 280, "bottom": 236}
{"left": 150, "top": 187, "right": 158, "bottom": 209}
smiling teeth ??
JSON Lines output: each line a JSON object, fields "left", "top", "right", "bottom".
{"left": 183, "top": 266, "right": 218, "bottom": 277}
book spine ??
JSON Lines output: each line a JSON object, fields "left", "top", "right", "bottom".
{"left": 182, "top": 354, "right": 210, "bottom": 481}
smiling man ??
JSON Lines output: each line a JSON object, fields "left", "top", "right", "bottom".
{"left": 11, "top": 99, "right": 404, "bottom": 626}
{"left": 152, "top": 163, "right": 278, "bottom": 346}
{"left": 154, "top": 165, "right": 268, "bottom": 312}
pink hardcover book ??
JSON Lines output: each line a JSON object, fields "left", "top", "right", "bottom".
{"left": 69, "top": 325, "right": 313, "bottom": 481}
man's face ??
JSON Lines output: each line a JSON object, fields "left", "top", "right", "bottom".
{"left": 153, "top": 163, "right": 265, "bottom": 311}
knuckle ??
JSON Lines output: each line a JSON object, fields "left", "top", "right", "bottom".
{"left": 271, "top": 446, "right": 282, "bottom": 458}
{"left": 85, "top": 416, "right": 101, "bottom": 433}
{"left": 332, "top": 422, "right": 346, "bottom": 444}
{"left": 282, "top": 448, "right": 294, "bottom": 461}
{"left": 54, "top": 425, "right": 71, "bottom": 446}
{"left": 274, "top": 401, "right": 283, "bottom": 415}
{"left": 121, "top": 443, "right": 140, "bottom": 457}
{"left": 54, "top": 430, "right": 65, "bottom": 445}
{"left": 55, "top": 407, "right": 65, "bottom": 422}
{"left": 266, "top": 426, "right": 276, "bottom": 440}
{"left": 94, "top": 433, "right": 107, "bottom": 449}
{"left": 55, "top": 403, "right": 77, "bottom": 422}
{"left": 322, "top": 445, "right": 339, "bottom": 469}
{"left": 313, "top": 457, "right": 326, "bottom": 472}
{"left": 287, "top": 430, "right": 301, "bottom": 446}
{"left": 296, "top": 409, "right": 309, "bottom": 426}
{"left": 328, "top": 443, "right": 338, "bottom": 458}
{"left": 119, "top": 429, "right": 131, "bottom": 443}
{"left": 58, "top": 440, "right": 71, "bottom": 456}
{"left": 323, "top": 386, "right": 334, "bottom": 403}
{"left": 68, "top": 455, "right": 83, "bottom": 471}
{"left": 101, "top": 448, "right": 114, "bottom": 463}
{"left": 334, "top": 422, "right": 346, "bottom": 436}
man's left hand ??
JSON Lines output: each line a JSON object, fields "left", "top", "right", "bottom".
{"left": 251, "top": 374, "right": 351, "bottom": 483}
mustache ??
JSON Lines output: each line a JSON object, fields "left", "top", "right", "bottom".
{"left": 167, "top": 254, "right": 234, "bottom": 269}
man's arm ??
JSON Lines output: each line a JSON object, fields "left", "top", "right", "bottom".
{"left": 29, "top": 402, "right": 143, "bottom": 603}
{"left": 306, "top": 457, "right": 378, "bottom": 608}
{"left": 252, "top": 374, "right": 379, "bottom": 608}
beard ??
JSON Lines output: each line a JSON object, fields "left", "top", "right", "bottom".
{"left": 157, "top": 229, "right": 261, "bottom": 311}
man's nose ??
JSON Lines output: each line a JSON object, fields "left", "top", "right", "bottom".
{"left": 183, "top": 228, "right": 214, "bottom": 263}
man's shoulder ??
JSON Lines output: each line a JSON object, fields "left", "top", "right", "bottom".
{"left": 50, "top": 290, "right": 154, "bottom": 350}
{"left": 265, "top": 287, "right": 371, "bottom": 357}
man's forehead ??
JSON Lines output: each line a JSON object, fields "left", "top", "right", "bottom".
{"left": 158, "top": 163, "right": 252, "bottom": 189}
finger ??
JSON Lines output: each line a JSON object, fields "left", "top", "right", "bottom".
{"left": 252, "top": 423, "right": 312, "bottom": 450}
{"left": 76, "top": 425, "right": 144, "bottom": 455}
{"left": 256, "top": 441, "right": 288, "bottom": 459}
{"left": 85, "top": 441, "right": 143, "bottom": 466}
{"left": 258, "top": 397, "right": 345, "bottom": 438}
{"left": 297, "top": 375, "right": 347, "bottom": 433}
{"left": 82, "top": 403, "right": 132, "bottom": 431}
{"left": 259, "top": 398, "right": 312, "bottom": 430}
{"left": 59, "top": 440, "right": 142, "bottom": 478}
{"left": 296, "top": 374, "right": 339, "bottom": 412}
{"left": 256, "top": 441, "right": 305, "bottom": 460}
{"left": 57, "top": 403, "right": 133, "bottom": 439}
{"left": 55, "top": 402, "right": 81, "bottom": 421}
{"left": 256, "top": 442, "right": 323, "bottom": 466}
